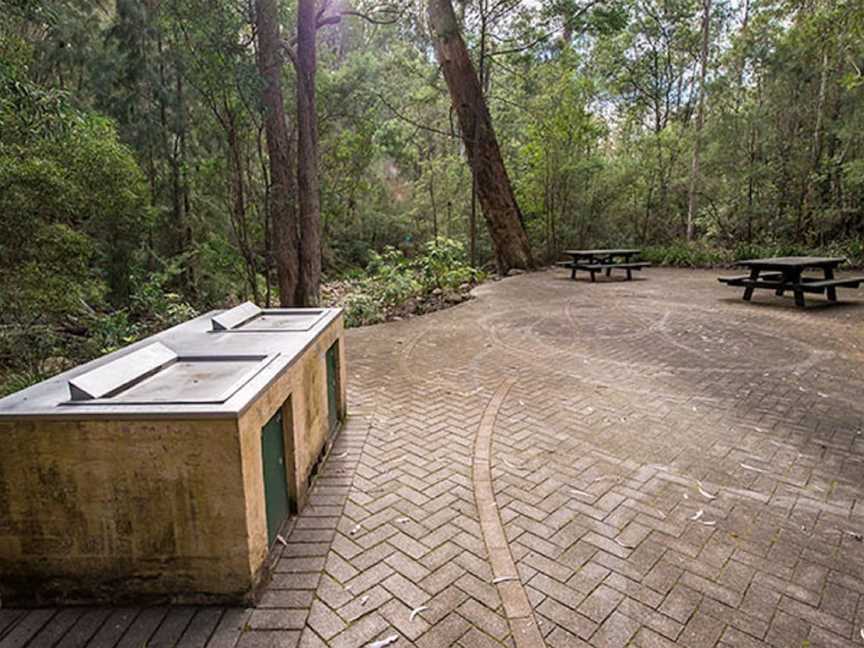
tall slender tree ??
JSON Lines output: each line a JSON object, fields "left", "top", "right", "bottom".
{"left": 254, "top": 0, "right": 300, "bottom": 306}
{"left": 686, "top": 0, "right": 712, "bottom": 241}
{"left": 296, "top": 0, "right": 322, "bottom": 305}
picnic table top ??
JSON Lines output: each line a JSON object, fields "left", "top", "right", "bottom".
{"left": 563, "top": 249, "right": 641, "bottom": 257}
{"left": 736, "top": 256, "right": 846, "bottom": 269}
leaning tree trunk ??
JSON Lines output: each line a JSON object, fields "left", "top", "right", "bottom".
{"left": 255, "top": 0, "right": 300, "bottom": 306}
{"left": 427, "top": 0, "right": 534, "bottom": 274}
{"left": 296, "top": 0, "right": 322, "bottom": 306}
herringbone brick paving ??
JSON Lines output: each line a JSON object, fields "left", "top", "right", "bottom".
{"left": 3, "top": 268, "right": 864, "bottom": 647}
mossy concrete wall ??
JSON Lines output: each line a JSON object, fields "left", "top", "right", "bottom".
{"left": 0, "top": 417, "right": 249, "bottom": 605}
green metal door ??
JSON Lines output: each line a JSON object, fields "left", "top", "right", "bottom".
{"left": 326, "top": 343, "right": 340, "bottom": 435}
{"left": 261, "top": 410, "right": 290, "bottom": 546}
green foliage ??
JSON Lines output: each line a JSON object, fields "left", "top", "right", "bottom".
{"left": 85, "top": 264, "right": 199, "bottom": 356}
{"left": 642, "top": 243, "right": 732, "bottom": 268}
{"left": 0, "top": 68, "right": 151, "bottom": 304}
{"left": 128, "top": 262, "right": 199, "bottom": 330}
{"left": 0, "top": 54, "right": 185, "bottom": 394}
{"left": 643, "top": 239, "right": 864, "bottom": 268}
{"left": 341, "top": 292, "right": 386, "bottom": 328}
{"left": 338, "top": 238, "right": 485, "bottom": 328}
{"left": 413, "top": 238, "right": 478, "bottom": 292}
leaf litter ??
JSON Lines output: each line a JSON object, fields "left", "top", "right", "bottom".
{"left": 739, "top": 463, "right": 766, "bottom": 473}
{"left": 696, "top": 481, "right": 717, "bottom": 500}
{"left": 409, "top": 606, "right": 429, "bottom": 622}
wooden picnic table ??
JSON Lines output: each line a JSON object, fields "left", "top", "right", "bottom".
{"left": 718, "top": 256, "right": 864, "bottom": 307}
{"left": 557, "top": 249, "right": 651, "bottom": 282}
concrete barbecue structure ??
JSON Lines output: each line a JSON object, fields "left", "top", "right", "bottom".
{"left": 0, "top": 304, "right": 346, "bottom": 606}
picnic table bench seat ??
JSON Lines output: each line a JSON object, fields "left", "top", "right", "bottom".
{"left": 572, "top": 262, "right": 651, "bottom": 271}
{"left": 795, "top": 277, "right": 864, "bottom": 291}
{"left": 558, "top": 261, "right": 651, "bottom": 270}
{"left": 569, "top": 262, "right": 651, "bottom": 281}
{"left": 718, "top": 271, "right": 784, "bottom": 285}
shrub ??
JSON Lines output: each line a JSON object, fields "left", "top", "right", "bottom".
{"left": 641, "top": 242, "right": 732, "bottom": 267}
{"left": 642, "top": 238, "right": 864, "bottom": 269}
{"left": 414, "top": 238, "right": 478, "bottom": 292}
{"left": 342, "top": 292, "right": 385, "bottom": 328}
{"left": 334, "top": 237, "right": 485, "bottom": 327}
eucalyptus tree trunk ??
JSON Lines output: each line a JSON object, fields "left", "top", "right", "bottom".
{"left": 296, "top": 0, "right": 322, "bottom": 306}
{"left": 686, "top": 0, "right": 712, "bottom": 242}
{"left": 799, "top": 48, "right": 830, "bottom": 240}
{"left": 255, "top": 0, "right": 300, "bottom": 306}
{"left": 427, "top": 0, "right": 534, "bottom": 274}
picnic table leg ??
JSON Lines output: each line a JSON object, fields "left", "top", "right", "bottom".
{"left": 589, "top": 270, "right": 596, "bottom": 283}
{"left": 790, "top": 270, "right": 805, "bottom": 307}
{"left": 571, "top": 264, "right": 577, "bottom": 281}
{"left": 823, "top": 267, "right": 838, "bottom": 302}
{"left": 743, "top": 268, "right": 760, "bottom": 301}
{"left": 626, "top": 268, "right": 633, "bottom": 281}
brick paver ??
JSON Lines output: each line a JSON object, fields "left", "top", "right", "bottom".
{"left": 3, "top": 268, "right": 864, "bottom": 647}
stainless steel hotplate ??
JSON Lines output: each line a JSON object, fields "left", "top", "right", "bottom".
{"left": 211, "top": 302, "right": 327, "bottom": 332}
{"left": 64, "top": 342, "right": 278, "bottom": 405}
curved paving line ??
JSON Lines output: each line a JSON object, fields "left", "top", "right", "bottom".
{"left": 563, "top": 296, "right": 669, "bottom": 342}
{"left": 473, "top": 377, "right": 546, "bottom": 648}
{"left": 481, "top": 305, "right": 831, "bottom": 376}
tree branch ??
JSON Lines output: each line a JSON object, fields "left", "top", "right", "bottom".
{"left": 336, "top": 7, "right": 403, "bottom": 25}
{"left": 283, "top": 3, "right": 404, "bottom": 69}
{"left": 488, "top": 0, "right": 607, "bottom": 57}
{"left": 374, "top": 92, "right": 467, "bottom": 141}
{"left": 280, "top": 39, "right": 299, "bottom": 69}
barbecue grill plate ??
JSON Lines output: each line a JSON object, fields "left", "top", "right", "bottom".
{"left": 212, "top": 303, "right": 326, "bottom": 332}
{"left": 65, "top": 347, "right": 278, "bottom": 405}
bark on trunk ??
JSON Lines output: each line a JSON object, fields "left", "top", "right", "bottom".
{"left": 795, "top": 49, "right": 830, "bottom": 242}
{"left": 427, "top": 0, "right": 533, "bottom": 274}
{"left": 296, "top": 0, "right": 322, "bottom": 306}
{"left": 226, "top": 112, "right": 261, "bottom": 304}
{"left": 686, "top": 0, "right": 711, "bottom": 242}
{"left": 255, "top": 0, "right": 300, "bottom": 306}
